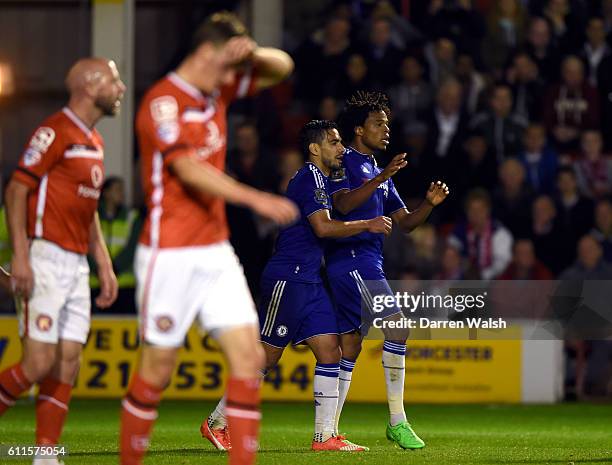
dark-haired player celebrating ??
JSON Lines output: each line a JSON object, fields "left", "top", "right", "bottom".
{"left": 328, "top": 91, "right": 449, "bottom": 449}
{"left": 202, "top": 120, "right": 390, "bottom": 452}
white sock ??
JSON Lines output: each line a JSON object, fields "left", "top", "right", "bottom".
{"left": 383, "top": 341, "right": 407, "bottom": 426}
{"left": 206, "top": 369, "right": 267, "bottom": 429}
{"left": 335, "top": 358, "right": 355, "bottom": 435}
{"left": 208, "top": 394, "right": 227, "bottom": 429}
{"left": 313, "top": 362, "right": 340, "bottom": 442}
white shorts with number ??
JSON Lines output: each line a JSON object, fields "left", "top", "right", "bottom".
{"left": 135, "top": 241, "right": 258, "bottom": 347}
{"left": 17, "top": 239, "right": 91, "bottom": 344}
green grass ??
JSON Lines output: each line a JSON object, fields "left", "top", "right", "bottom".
{"left": 1, "top": 400, "right": 611, "bottom": 464}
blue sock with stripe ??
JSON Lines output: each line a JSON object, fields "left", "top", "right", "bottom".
{"left": 335, "top": 358, "right": 356, "bottom": 434}
{"left": 313, "top": 363, "right": 339, "bottom": 442}
{"left": 383, "top": 341, "right": 407, "bottom": 426}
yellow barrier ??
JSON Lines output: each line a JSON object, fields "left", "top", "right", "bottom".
{"left": 0, "top": 317, "right": 521, "bottom": 402}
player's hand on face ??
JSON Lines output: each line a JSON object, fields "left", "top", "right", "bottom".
{"left": 250, "top": 191, "right": 299, "bottom": 226}
{"left": 367, "top": 216, "right": 393, "bottom": 235}
{"left": 222, "top": 36, "right": 257, "bottom": 66}
{"left": 10, "top": 256, "right": 34, "bottom": 300}
{"left": 426, "top": 181, "right": 450, "bottom": 206}
{"left": 96, "top": 265, "right": 118, "bottom": 309}
{"left": 379, "top": 153, "right": 407, "bottom": 182}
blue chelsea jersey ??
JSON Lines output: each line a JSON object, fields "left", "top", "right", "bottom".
{"left": 325, "top": 147, "right": 406, "bottom": 278}
{"left": 263, "top": 162, "right": 337, "bottom": 283}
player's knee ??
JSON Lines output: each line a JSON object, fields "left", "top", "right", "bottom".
{"left": 316, "top": 344, "right": 341, "bottom": 364}
{"left": 227, "top": 341, "right": 265, "bottom": 378}
{"left": 22, "top": 351, "right": 56, "bottom": 382}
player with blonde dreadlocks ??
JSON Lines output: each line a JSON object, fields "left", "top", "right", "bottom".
{"left": 325, "top": 90, "right": 449, "bottom": 449}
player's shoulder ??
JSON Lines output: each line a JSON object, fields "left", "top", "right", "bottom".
{"left": 24, "top": 109, "right": 68, "bottom": 152}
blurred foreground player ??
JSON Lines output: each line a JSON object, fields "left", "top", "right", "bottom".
{"left": 328, "top": 91, "right": 449, "bottom": 449}
{"left": 0, "top": 58, "right": 125, "bottom": 465}
{"left": 203, "top": 121, "right": 391, "bottom": 452}
{"left": 120, "top": 12, "right": 297, "bottom": 465}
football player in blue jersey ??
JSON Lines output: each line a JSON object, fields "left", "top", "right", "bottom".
{"left": 327, "top": 91, "right": 449, "bottom": 449}
{"left": 201, "top": 120, "right": 391, "bottom": 452}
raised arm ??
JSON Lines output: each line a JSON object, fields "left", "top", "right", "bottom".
{"left": 252, "top": 47, "right": 294, "bottom": 91}
{"left": 391, "top": 181, "right": 449, "bottom": 233}
{"left": 308, "top": 209, "right": 391, "bottom": 239}
{"left": 333, "top": 153, "right": 407, "bottom": 215}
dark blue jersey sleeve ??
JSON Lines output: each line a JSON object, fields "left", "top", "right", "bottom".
{"left": 384, "top": 178, "right": 406, "bottom": 216}
{"left": 292, "top": 167, "right": 332, "bottom": 218}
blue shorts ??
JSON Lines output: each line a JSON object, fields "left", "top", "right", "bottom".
{"left": 258, "top": 277, "right": 338, "bottom": 347}
{"left": 328, "top": 268, "right": 400, "bottom": 336}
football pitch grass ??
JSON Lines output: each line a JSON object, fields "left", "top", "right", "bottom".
{"left": 1, "top": 400, "right": 611, "bottom": 465}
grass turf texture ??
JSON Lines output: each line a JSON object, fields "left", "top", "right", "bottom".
{"left": 0, "top": 400, "right": 611, "bottom": 465}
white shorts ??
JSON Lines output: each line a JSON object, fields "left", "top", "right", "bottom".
{"left": 17, "top": 239, "right": 91, "bottom": 344}
{"left": 135, "top": 241, "right": 258, "bottom": 347}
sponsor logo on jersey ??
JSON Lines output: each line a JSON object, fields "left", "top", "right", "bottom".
{"left": 91, "top": 165, "right": 104, "bottom": 188}
{"left": 196, "top": 121, "right": 225, "bottom": 160}
{"left": 361, "top": 165, "right": 370, "bottom": 174}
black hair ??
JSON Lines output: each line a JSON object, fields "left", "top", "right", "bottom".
{"left": 337, "top": 91, "right": 390, "bottom": 143}
{"left": 299, "top": 120, "right": 339, "bottom": 157}
{"left": 189, "top": 11, "right": 248, "bottom": 54}
{"left": 557, "top": 166, "right": 577, "bottom": 179}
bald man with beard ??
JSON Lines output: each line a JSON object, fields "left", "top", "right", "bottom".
{"left": 0, "top": 58, "right": 125, "bottom": 465}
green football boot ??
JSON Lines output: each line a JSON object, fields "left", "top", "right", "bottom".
{"left": 386, "top": 421, "right": 425, "bottom": 449}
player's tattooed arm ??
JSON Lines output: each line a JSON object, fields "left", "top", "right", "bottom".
{"left": 308, "top": 210, "right": 392, "bottom": 238}
{"left": 333, "top": 153, "right": 407, "bottom": 215}
{"left": 392, "top": 181, "right": 450, "bottom": 233}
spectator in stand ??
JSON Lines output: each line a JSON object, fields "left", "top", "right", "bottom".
{"left": 574, "top": 130, "right": 612, "bottom": 199}
{"left": 435, "top": 245, "right": 465, "bottom": 281}
{"left": 470, "top": 83, "right": 527, "bottom": 162}
{"left": 530, "top": 194, "right": 572, "bottom": 274}
{"left": 277, "top": 148, "right": 304, "bottom": 194}
{"left": 555, "top": 166, "right": 595, "bottom": 258}
{"left": 448, "top": 188, "right": 513, "bottom": 280}
{"left": 580, "top": 17, "right": 612, "bottom": 88}
{"left": 294, "top": 16, "right": 353, "bottom": 101}
{"left": 560, "top": 234, "right": 612, "bottom": 279}
{"left": 422, "top": 78, "right": 469, "bottom": 188}
{"left": 384, "top": 223, "right": 441, "bottom": 280}
{"left": 518, "top": 123, "right": 559, "bottom": 194}
{"left": 454, "top": 130, "right": 498, "bottom": 204}
{"left": 336, "top": 53, "right": 373, "bottom": 100}
{"left": 388, "top": 55, "right": 433, "bottom": 126}
{"left": 366, "top": 0, "right": 423, "bottom": 50}
{"left": 425, "top": 0, "right": 486, "bottom": 59}
{"left": 493, "top": 158, "right": 535, "bottom": 238}
{"left": 317, "top": 96, "right": 340, "bottom": 121}
{"left": 506, "top": 51, "right": 546, "bottom": 121}
{"left": 604, "top": 0, "right": 612, "bottom": 40}
{"left": 361, "top": 16, "right": 403, "bottom": 88}
{"left": 590, "top": 198, "right": 612, "bottom": 262}
{"left": 498, "top": 238, "right": 554, "bottom": 279}
{"left": 424, "top": 37, "right": 457, "bottom": 88}
{"left": 542, "top": 0, "right": 586, "bottom": 54}
{"left": 482, "top": 0, "right": 528, "bottom": 77}
{"left": 524, "top": 16, "right": 561, "bottom": 82}
{"left": 543, "top": 56, "right": 600, "bottom": 151}
{"left": 456, "top": 53, "right": 487, "bottom": 116}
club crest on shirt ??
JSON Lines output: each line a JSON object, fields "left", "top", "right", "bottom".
{"left": 314, "top": 188, "right": 329, "bottom": 206}
{"left": 276, "top": 325, "right": 288, "bottom": 337}
{"left": 36, "top": 314, "right": 53, "bottom": 332}
{"left": 155, "top": 315, "right": 174, "bottom": 332}
{"left": 329, "top": 168, "right": 346, "bottom": 182}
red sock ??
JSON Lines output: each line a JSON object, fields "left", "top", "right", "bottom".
{"left": 226, "top": 377, "right": 261, "bottom": 465}
{"left": 119, "top": 374, "right": 162, "bottom": 465}
{"left": 0, "top": 363, "right": 32, "bottom": 416}
{"left": 36, "top": 377, "right": 72, "bottom": 445}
